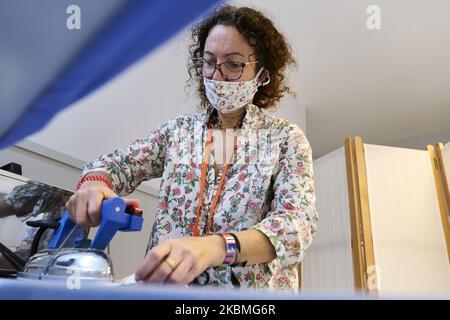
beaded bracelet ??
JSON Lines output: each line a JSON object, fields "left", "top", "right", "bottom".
{"left": 76, "top": 174, "right": 113, "bottom": 191}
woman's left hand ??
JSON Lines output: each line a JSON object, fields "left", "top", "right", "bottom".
{"left": 134, "top": 235, "right": 226, "bottom": 285}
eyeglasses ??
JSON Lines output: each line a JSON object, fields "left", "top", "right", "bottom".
{"left": 195, "top": 56, "right": 258, "bottom": 81}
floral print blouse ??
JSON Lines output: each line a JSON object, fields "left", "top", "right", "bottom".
{"left": 82, "top": 103, "right": 318, "bottom": 291}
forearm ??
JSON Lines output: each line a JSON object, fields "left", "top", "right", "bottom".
{"left": 76, "top": 171, "right": 114, "bottom": 191}
{"left": 208, "top": 229, "right": 277, "bottom": 267}
{"left": 82, "top": 124, "right": 171, "bottom": 196}
{"left": 235, "top": 229, "right": 276, "bottom": 265}
{"left": 81, "top": 161, "right": 125, "bottom": 195}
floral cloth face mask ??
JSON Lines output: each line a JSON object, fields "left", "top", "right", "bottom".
{"left": 203, "top": 67, "right": 270, "bottom": 114}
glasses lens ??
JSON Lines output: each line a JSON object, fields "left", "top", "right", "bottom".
{"left": 201, "top": 59, "right": 244, "bottom": 80}
{"left": 202, "top": 59, "right": 216, "bottom": 78}
{"left": 222, "top": 62, "right": 244, "bottom": 81}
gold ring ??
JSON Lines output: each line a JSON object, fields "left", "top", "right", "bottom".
{"left": 164, "top": 257, "right": 177, "bottom": 271}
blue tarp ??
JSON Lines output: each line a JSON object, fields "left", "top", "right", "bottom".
{"left": 0, "top": 0, "right": 221, "bottom": 149}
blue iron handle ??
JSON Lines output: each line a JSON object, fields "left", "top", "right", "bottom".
{"left": 48, "top": 197, "right": 144, "bottom": 250}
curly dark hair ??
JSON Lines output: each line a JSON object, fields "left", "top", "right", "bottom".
{"left": 187, "top": 5, "right": 297, "bottom": 109}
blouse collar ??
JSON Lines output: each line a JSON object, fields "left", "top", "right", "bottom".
{"left": 202, "top": 104, "right": 263, "bottom": 130}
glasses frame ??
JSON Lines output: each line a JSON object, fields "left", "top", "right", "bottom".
{"left": 195, "top": 55, "right": 259, "bottom": 81}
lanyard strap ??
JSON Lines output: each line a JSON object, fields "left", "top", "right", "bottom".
{"left": 193, "top": 130, "right": 237, "bottom": 237}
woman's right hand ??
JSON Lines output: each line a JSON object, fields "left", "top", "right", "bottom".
{"left": 65, "top": 181, "right": 141, "bottom": 227}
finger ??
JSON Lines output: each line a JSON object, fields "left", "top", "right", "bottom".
{"left": 166, "top": 256, "right": 194, "bottom": 285}
{"left": 144, "top": 258, "right": 176, "bottom": 284}
{"left": 75, "top": 191, "right": 90, "bottom": 227}
{"left": 124, "top": 198, "right": 141, "bottom": 209}
{"left": 66, "top": 195, "right": 76, "bottom": 222}
{"left": 135, "top": 242, "right": 171, "bottom": 281}
{"left": 186, "top": 263, "right": 209, "bottom": 285}
{"left": 184, "top": 268, "right": 202, "bottom": 285}
{"left": 100, "top": 187, "right": 117, "bottom": 199}
{"left": 86, "top": 191, "right": 104, "bottom": 226}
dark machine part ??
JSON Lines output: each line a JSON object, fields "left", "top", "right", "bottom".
{"left": 0, "top": 219, "right": 60, "bottom": 277}
{"left": 26, "top": 219, "right": 61, "bottom": 257}
{"left": 1, "top": 162, "right": 22, "bottom": 175}
{"left": 0, "top": 241, "right": 26, "bottom": 272}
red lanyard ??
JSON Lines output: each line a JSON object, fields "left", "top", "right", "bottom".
{"left": 193, "top": 129, "right": 237, "bottom": 237}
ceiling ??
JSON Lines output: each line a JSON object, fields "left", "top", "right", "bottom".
{"left": 2, "top": 0, "right": 449, "bottom": 160}
{"left": 235, "top": 0, "right": 450, "bottom": 158}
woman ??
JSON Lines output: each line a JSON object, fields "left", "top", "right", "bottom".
{"left": 67, "top": 5, "right": 318, "bottom": 291}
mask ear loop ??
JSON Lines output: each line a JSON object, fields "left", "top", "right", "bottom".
{"left": 256, "top": 68, "right": 270, "bottom": 87}
{"left": 260, "top": 75, "right": 270, "bottom": 86}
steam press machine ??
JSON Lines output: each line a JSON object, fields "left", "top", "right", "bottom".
{"left": 16, "top": 197, "right": 143, "bottom": 284}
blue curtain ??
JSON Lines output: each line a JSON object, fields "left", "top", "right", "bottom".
{"left": 0, "top": 0, "right": 221, "bottom": 149}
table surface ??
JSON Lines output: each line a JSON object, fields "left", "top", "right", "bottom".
{"left": 3, "top": 278, "right": 449, "bottom": 300}
{"left": 0, "top": 278, "right": 380, "bottom": 300}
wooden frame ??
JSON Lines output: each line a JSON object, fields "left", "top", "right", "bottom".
{"left": 435, "top": 143, "right": 450, "bottom": 216}
{"left": 303, "top": 138, "right": 449, "bottom": 294}
{"left": 428, "top": 144, "right": 450, "bottom": 263}
{"left": 345, "top": 137, "right": 378, "bottom": 294}
{"left": 345, "top": 138, "right": 365, "bottom": 289}
{"left": 297, "top": 262, "right": 302, "bottom": 290}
